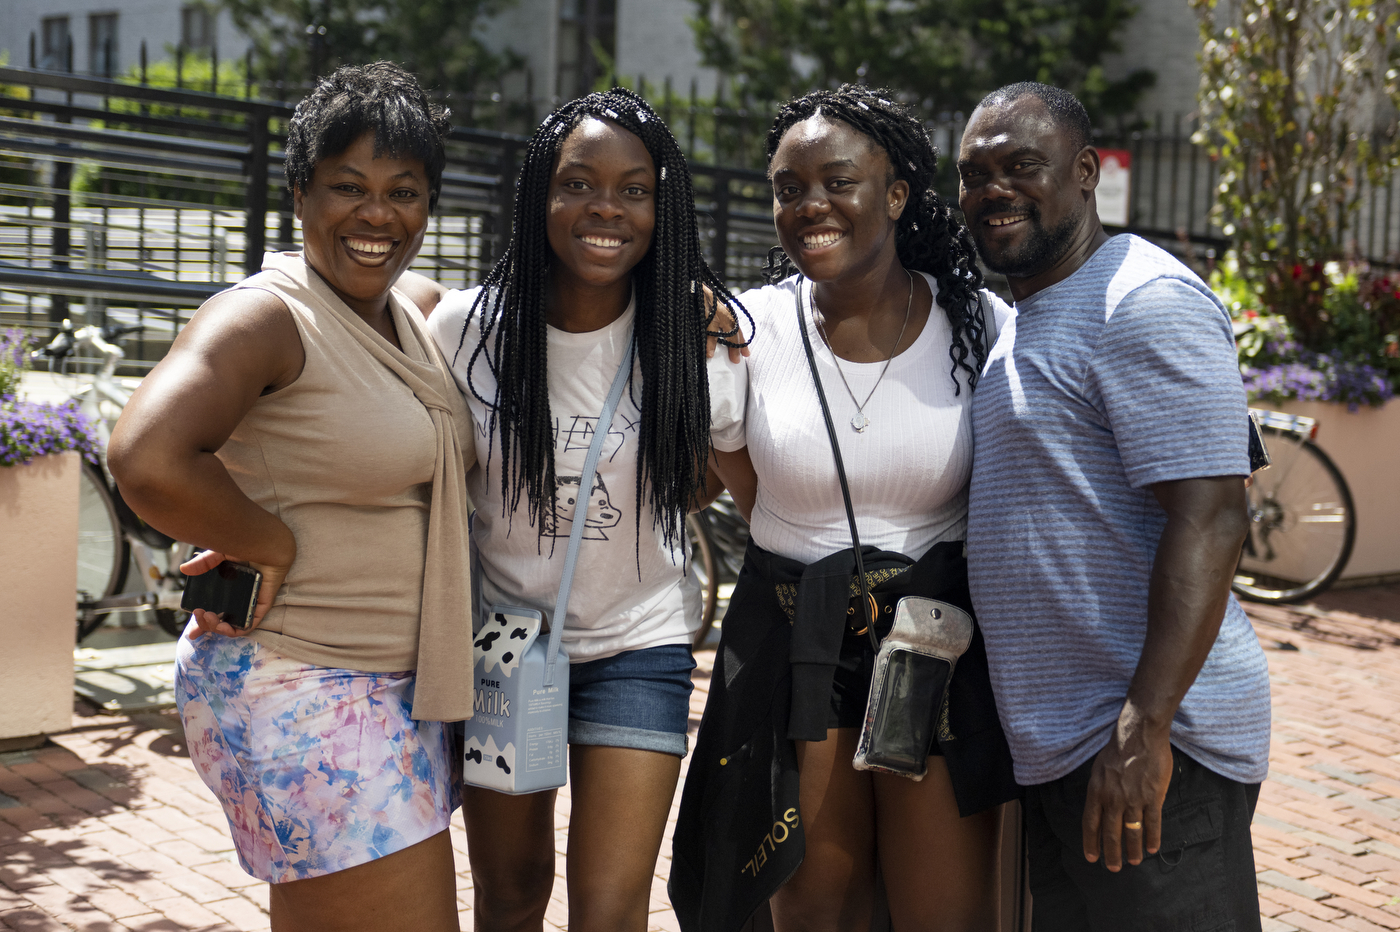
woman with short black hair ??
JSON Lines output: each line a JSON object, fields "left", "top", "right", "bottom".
{"left": 110, "top": 62, "right": 472, "bottom": 932}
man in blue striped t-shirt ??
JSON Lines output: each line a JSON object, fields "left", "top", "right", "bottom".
{"left": 959, "top": 82, "right": 1269, "bottom": 930}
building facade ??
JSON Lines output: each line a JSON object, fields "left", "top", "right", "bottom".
{"left": 0, "top": 0, "right": 1203, "bottom": 129}
{"left": 0, "top": 0, "right": 245, "bottom": 78}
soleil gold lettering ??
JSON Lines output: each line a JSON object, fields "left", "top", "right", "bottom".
{"left": 739, "top": 809, "right": 802, "bottom": 877}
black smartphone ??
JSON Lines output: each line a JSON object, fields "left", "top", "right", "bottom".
{"left": 180, "top": 559, "right": 262, "bottom": 629}
{"left": 1247, "top": 413, "right": 1272, "bottom": 474}
{"left": 864, "top": 649, "right": 952, "bottom": 773}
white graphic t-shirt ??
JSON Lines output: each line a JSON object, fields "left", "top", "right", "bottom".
{"left": 429, "top": 287, "right": 748, "bottom": 662}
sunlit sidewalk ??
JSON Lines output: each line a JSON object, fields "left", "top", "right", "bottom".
{"left": 1, "top": 584, "right": 1398, "bottom": 932}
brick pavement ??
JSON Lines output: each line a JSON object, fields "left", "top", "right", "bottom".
{"left": 0, "top": 583, "right": 1396, "bottom": 931}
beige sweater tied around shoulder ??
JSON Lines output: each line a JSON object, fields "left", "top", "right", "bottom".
{"left": 217, "top": 252, "right": 476, "bottom": 721}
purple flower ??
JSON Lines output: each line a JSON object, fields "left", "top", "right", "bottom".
{"left": 0, "top": 395, "right": 100, "bottom": 467}
{"left": 0, "top": 329, "right": 25, "bottom": 369}
{"left": 1243, "top": 349, "right": 1396, "bottom": 410}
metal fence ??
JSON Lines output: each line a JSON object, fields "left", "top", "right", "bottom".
{"left": 8, "top": 64, "right": 1400, "bottom": 372}
{"left": 0, "top": 66, "right": 786, "bottom": 371}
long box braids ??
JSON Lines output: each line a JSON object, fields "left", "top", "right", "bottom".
{"left": 450, "top": 88, "right": 751, "bottom": 556}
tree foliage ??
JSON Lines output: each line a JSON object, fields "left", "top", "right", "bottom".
{"left": 687, "top": 0, "right": 1155, "bottom": 120}
{"left": 1192, "top": 0, "right": 1400, "bottom": 298}
{"left": 220, "top": 0, "right": 518, "bottom": 97}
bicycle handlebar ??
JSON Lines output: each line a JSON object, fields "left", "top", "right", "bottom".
{"left": 29, "top": 319, "right": 142, "bottom": 366}
{"left": 34, "top": 321, "right": 76, "bottom": 361}
{"left": 101, "top": 322, "right": 144, "bottom": 342}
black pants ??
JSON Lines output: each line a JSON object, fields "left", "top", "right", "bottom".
{"left": 1025, "top": 746, "right": 1261, "bottom": 932}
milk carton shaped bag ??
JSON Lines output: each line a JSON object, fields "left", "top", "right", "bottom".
{"left": 462, "top": 336, "right": 633, "bottom": 795}
{"left": 463, "top": 603, "right": 567, "bottom": 794}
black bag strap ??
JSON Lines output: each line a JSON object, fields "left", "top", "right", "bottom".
{"left": 794, "top": 278, "right": 881, "bottom": 650}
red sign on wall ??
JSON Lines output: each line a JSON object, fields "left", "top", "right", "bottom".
{"left": 1097, "top": 149, "right": 1132, "bottom": 227}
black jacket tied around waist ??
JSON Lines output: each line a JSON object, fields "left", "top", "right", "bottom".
{"left": 669, "top": 539, "right": 1019, "bottom": 932}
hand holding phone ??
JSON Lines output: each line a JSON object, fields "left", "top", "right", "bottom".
{"left": 181, "top": 555, "right": 262, "bottom": 631}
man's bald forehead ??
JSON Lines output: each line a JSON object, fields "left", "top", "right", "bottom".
{"left": 973, "top": 82, "right": 1091, "bottom": 154}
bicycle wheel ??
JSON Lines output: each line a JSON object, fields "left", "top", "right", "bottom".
{"left": 688, "top": 512, "right": 721, "bottom": 650}
{"left": 77, "top": 461, "right": 129, "bottom": 639}
{"left": 1233, "top": 427, "right": 1355, "bottom": 604}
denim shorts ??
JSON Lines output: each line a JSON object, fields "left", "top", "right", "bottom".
{"left": 568, "top": 644, "right": 696, "bottom": 757}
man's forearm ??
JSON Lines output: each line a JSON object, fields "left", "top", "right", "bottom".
{"left": 1128, "top": 476, "right": 1250, "bottom": 730}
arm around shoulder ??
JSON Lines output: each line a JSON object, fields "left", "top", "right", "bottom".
{"left": 395, "top": 269, "right": 448, "bottom": 320}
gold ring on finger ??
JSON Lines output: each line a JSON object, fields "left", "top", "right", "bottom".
{"left": 1124, "top": 821, "right": 1143, "bottom": 830}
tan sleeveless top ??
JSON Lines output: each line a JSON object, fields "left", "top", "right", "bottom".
{"left": 218, "top": 252, "right": 476, "bottom": 720}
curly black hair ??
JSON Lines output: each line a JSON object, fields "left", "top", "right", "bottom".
{"left": 762, "top": 84, "right": 988, "bottom": 392}
{"left": 452, "top": 87, "right": 750, "bottom": 553}
{"left": 285, "top": 62, "right": 451, "bottom": 211}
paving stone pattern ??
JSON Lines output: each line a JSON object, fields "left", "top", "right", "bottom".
{"left": 0, "top": 584, "right": 1397, "bottom": 931}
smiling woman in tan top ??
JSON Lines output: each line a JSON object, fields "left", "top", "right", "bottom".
{"left": 108, "top": 63, "right": 472, "bottom": 932}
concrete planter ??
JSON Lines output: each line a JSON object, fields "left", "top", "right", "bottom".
{"left": 0, "top": 451, "right": 79, "bottom": 743}
{"left": 1274, "top": 399, "right": 1400, "bottom": 583}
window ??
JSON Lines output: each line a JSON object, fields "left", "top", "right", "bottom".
{"left": 556, "top": 0, "right": 616, "bottom": 100}
{"left": 181, "top": 4, "right": 215, "bottom": 51}
{"left": 89, "top": 13, "right": 118, "bottom": 76}
{"left": 40, "top": 16, "right": 71, "bottom": 72}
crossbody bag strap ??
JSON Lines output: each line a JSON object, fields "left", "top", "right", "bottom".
{"left": 543, "top": 333, "right": 635, "bottom": 686}
{"left": 794, "top": 278, "right": 880, "bottom": 651}
{"left": 979, "top": 292, "right": 992, "bottom": 361}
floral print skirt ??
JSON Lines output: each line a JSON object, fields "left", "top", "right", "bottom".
{"left": 175, "top": 630, "right": 462, "bottom": 883}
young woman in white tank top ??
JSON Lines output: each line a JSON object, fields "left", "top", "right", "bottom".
{"left": 675, "top": 86, "right": 1019, "bottom": 932}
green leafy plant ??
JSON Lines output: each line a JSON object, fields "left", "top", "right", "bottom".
{"left": 223, "top": 0, "right": 520, "bottom": 101}
{"left": 0, "top": 52, "right": 35, "bottom": 203}
{"left": 689, "top": 0, "right": 1155, "bottom": 122}
{"left": 1192, "top": 0, "right": 1400, "bottom": 293}
{"left": 1214, "top": 256, "right": 1400, "bottom": 408}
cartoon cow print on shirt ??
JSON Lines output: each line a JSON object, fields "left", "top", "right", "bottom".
{"left": 473, "top": 610, "right": 541, "bottom": 678}
{"left": 546, "top": 473, "right": 622, "bottom": 540}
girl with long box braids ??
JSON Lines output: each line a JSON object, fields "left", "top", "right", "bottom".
{"left": 423, "top": 88, "right": 751, "bottom": 932}
{"left": 671, "top": 85, "right": 1021, "bottom": 931}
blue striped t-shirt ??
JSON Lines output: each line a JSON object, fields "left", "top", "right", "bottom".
{"left": 967, "top": 234, "right": 1271, "bottom": 786}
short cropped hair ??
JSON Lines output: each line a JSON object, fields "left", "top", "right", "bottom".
{"left": 284, "top": 62, "right": 451, "bottom": 211}
{"left": 976, "top": 82, "right": 1092, "bottom": 154}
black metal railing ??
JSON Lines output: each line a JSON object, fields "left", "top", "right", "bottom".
{"left": 9, "top": 64, "right": 1400, "bottom": 372}
{"left": 0, "top": 66, "right": 781, "bottom": 372}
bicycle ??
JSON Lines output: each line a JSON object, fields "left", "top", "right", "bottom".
{"left": 35, "top": 320, "right": 193, "bottom": 640}
{"left": 1232, "top": 408, "right": 1356, "bottom": 604}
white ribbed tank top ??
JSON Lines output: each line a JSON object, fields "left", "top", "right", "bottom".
{"left": 741, "top": 273, "right": 995, "bottom": 564}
